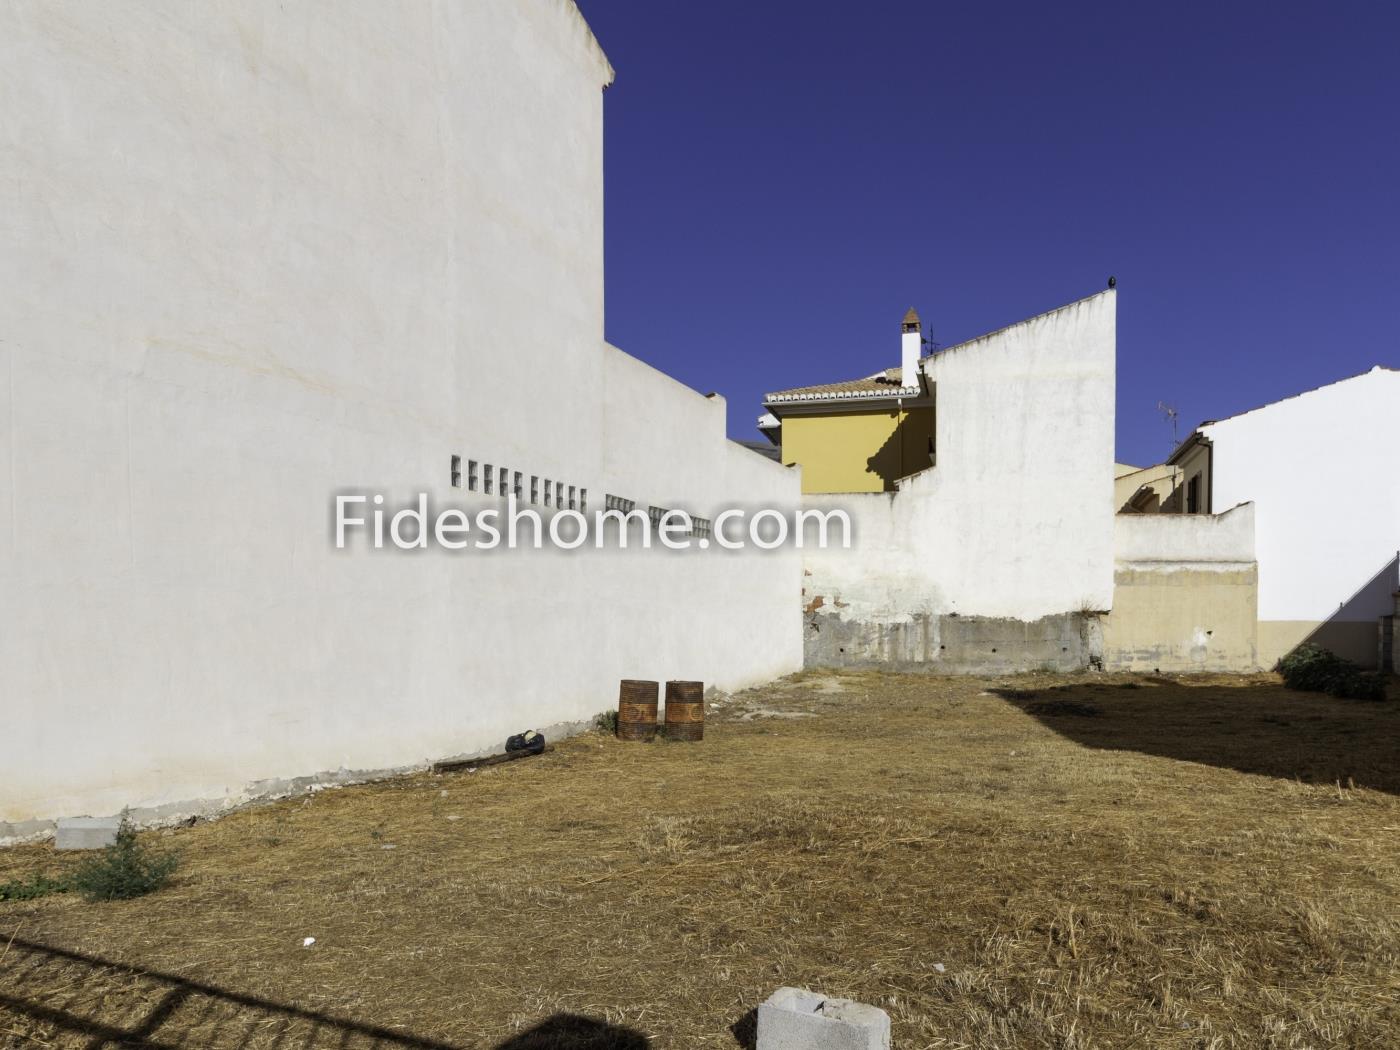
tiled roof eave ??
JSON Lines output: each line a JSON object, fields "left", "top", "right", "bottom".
{"left": 765, "top": 385, "right": 922, "bottom": 405}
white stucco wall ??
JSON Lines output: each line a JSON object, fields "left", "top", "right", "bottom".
{"left": 1113, "top": 501, "right": 1256, "bottom": 565}
{"left": 1201, "top": 367, "right": 1400, "bottom": 665}
{"left": 0, "top": 0, "right": 801, "bottom": 832}
{"left": 801, "top": 291, "right": 1116, "bottom": 663}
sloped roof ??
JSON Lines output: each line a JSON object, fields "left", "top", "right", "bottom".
{"left": 563, "top": 0, "right": 616, "bottom": 87}
{"left": 766, "top": 366, "right": 915, "bottom": 404}
{"left": 1169, "top": 364, "right": 1399, "bottom": 461}
{"left": 1200, "top": 364, "right": 1398, "bottom": 428}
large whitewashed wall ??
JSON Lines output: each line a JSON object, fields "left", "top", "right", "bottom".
{"left": 1201, "top": 366, "right": 1400, "bottom": 667}
{"left": 802, "top": 291, "right": 1116, "bottom": 669}
{"left": 0, "top": 0, "right": 801, "bottom": 835}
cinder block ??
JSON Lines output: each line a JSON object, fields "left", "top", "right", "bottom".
{"left": 757, "top": 987, "right": 891, "bottom": 1050}
{"left": 55, "top": 816, "right": 120, "bottom": 850}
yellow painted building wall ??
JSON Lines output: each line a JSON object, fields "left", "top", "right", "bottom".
{"left": 781, "top": 406, "right": 934, "bottom": 493}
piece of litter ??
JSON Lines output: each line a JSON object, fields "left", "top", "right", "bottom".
{"left": 380, "top": 844, "right": 397, "bottom": 850}
{"left": 445, "top": 815, "right": 461, "bottom": 821}
{"left": 933, "top": 963, "right": 946, "bottom": 973}
{"left": 302, "top": 937, "right": 315, "bottom": 948}
{"left": 439, "top": 789, "right": 448, "bottom": 797}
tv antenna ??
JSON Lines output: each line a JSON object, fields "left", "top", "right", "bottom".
{"left": 1157, "top": 401, "right": 1179, "bottom": 452}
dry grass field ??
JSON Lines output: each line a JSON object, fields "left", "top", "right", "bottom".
{"left": 2, "top": 671, "right": 1398, "bottom": 1049}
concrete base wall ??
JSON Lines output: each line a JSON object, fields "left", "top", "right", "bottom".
{"left": 806, "top": 610, "right": 1102, "bottom": 674}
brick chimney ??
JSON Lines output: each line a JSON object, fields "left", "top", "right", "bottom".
{"left": 901, "top": 307, "right": 921, "bottom": 389}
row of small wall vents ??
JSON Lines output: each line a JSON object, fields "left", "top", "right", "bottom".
{"left": 451, "top": 455, "right": 584, "bottom": 511}
{"left": 451, "top": 457, "right": 710, "bottom": 539}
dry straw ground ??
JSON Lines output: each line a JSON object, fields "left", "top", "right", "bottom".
{"left": 2, "top": 672, "right": 1398, "bottom": 1049}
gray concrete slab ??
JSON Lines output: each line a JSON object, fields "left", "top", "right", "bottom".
{"left": 757, "top": 986, "right": 891, "bottom": 1050}
{"left": 54, "top": 816, "right": 120, "bottom": 850}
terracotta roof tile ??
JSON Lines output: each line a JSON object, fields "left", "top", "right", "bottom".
{"left": 765, "top": 366, "right": 917, "bottom": 403}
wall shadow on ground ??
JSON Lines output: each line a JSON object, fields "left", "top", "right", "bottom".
{"left": 0, "top": 934, "right": 649, "bottom": 1049}
{"left": 993, "top": 679, "right": 1400, "bottom": 796}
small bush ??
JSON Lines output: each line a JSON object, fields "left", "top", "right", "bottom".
{"left": 1278, "top": 645, "right": 1387, "bottom": 702}
{"left": 594, "top": 709, "right": 619, "bottom": 734}
{"left": 0, "top": 874, "right": 71, "bottom": 902}
{"left": 71, "top": 815, "right": 178, "bottom": 901}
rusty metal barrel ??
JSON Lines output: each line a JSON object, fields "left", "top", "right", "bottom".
{"left": 663, "top": 680, "right": 705, "bottom": 741}
{"left": 617, "top": 679, "right": 659, "bottom": 741}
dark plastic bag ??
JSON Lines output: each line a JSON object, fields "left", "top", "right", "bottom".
{"left": 506, "top": 729, "right": 546, "bottom": 755}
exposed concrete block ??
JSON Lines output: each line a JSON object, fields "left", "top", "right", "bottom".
{"left": 757, "top": 987, "right": 891, "bottom": 1050}
{"left": 55, "top": 816, "right": 120, "bottom": 850}
{"left": 805, "top": 608, "right": 1101, "bottom": 674}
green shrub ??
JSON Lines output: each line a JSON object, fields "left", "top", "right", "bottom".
{"left": 594, "top": 709, "right": 619, "bottom": 734}
{"left": 71, "top": 815, "right": 178, "bottom": 901}
{"left": 1278, "top": 645, "right": 1387, "bottom": 702}
{"left": 0, "top": 873, "right": 71, "bottom": 902}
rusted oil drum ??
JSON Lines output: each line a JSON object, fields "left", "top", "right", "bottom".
{"left": 664, "top": 680, "right": 705, "bottom": 741}
{"left": 617, "top": 679, "right": 659, "bottom": 741}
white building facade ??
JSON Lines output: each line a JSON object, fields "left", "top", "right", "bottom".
{"left": 801, "top": 291, "right": 1119, "bottom": 670}
{"left": 798, "top": 290, "right": 1267, "bottom": 675}
{"left": 1170, "top": 367, "right": 1400, "bottom": 668}
{"left": 0, "top": 0, "right": 802, "bottom": 838}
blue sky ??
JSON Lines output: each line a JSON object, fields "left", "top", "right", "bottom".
{"left": 576, "top": 1, "right": 1399, "bottom": 466}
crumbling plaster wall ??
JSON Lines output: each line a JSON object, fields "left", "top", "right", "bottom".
{"left": 801, "top": 291, "right": 1117, "bottom": 670}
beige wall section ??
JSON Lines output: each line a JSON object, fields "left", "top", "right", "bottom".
{"left": 1104, "top": 505, "right": 1259, "bottom": 672}
{"left": 1115, "top": 462, "right": 1182, "bottom": 513}
{"left": 1105, "top": 565, "right": 1258, "bottom": 671}
{"left": 1163, "top": 439, "right": 1210, "bottom": 514}
{"left": 781, "top": 405, "right": 933, "bottom": 493}
{"left": 1258, "top": 620, "right": 1378, "bottom": 670}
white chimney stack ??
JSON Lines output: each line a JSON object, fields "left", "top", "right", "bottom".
{"left": 900, "top": 307, "right": 922, "bottom": 389}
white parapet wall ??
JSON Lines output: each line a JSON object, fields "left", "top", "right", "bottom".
{"left": 1113, "top": 501, "right": 1257, "bottom": 565}
{"left": 1103, "top": 504, "right": 1259, "bottom": 672}
{"left": 0, "top": 0, "right": 802, "bottom": 837}
{"left": 801, "top": 290, "right": 1117, "bottom": 671}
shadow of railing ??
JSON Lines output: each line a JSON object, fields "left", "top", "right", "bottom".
{"left": 993, "top": 679, "right": 1400, "bottom": 796}
{"left": 0, "top": 935, "right": 650, "bottom": 1049}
